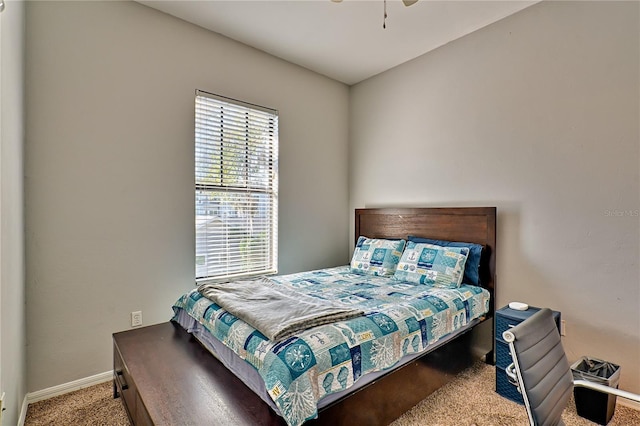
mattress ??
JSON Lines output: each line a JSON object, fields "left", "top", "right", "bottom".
{"left": 172, "top": 266, "right": 490, "bottom": 426}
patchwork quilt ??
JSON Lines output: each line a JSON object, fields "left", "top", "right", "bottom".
{"left": 172, "top": 266, "right": 490, "bottom": 426}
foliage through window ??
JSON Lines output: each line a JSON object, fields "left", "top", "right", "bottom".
{"left": 195, "top": 90, "right": 278, "bottom": 281}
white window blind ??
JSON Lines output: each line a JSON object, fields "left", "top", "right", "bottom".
{"left": 195, "top": 90, "right": 278, "bottom": 282}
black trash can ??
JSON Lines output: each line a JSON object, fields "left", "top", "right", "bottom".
{"left": 571, "top": 356, "right": 621, "bottom": 425}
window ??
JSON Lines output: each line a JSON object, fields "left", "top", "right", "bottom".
{"left": 195, "top": 90, "right": 278, "bottom": 282}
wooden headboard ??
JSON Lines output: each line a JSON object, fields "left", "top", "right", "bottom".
{"left": 354, "top": 207, "right": 496, "bottom": 316}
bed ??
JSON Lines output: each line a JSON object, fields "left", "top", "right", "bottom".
{"left": 172, "top": 207, "right": 496, "bottom": 425}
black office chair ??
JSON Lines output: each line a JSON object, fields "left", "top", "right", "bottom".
{"left": 503, "top": 308, "right": 640, "bottom": 426}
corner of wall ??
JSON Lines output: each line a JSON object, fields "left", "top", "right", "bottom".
{"left": 0, "top": 0, "right": 27, "bottom": 425}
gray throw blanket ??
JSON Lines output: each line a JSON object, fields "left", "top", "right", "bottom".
{"left": 197, "top": 277, "right": 364, "bottom": 342}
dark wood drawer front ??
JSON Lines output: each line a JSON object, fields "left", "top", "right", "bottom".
{"left": 135, "top": 392, "right": 153, "bottom": 426}
{"left": 114, "top": 345, "right": 136, "bottom": 422}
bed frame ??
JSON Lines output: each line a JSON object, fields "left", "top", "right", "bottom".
{"left": 307, "top": 207, "right": 497, "bottom": 424}
{"left": 113, "top": 207, "right": 496, "bottom": 425}
{"left": 354, "top": 207, "right": 496, "bottom": 317}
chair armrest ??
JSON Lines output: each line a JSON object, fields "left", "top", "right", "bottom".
{"left": 505, "top": 362, "right": 519, "bottom": 387}
{"left": 574, "top": 379, "right": 640, "bottom": 403}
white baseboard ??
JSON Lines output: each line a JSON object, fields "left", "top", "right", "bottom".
{"left": 16, "top": 371, "right": 113, "bottom": 425}
{"left": 17, "top": 394, "right": 28, "bottom": 426}
{"left": 619, "top": 397, "right": 640, "bottom": 412}
{"left": 25, "top": 371, "right": 113, "bottom": 405}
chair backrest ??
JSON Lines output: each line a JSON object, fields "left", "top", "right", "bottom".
{"left": 503, "top": 308, "right": 574, "bottom": 426}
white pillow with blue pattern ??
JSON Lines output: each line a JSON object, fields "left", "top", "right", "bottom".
{"left": 394, "top": 241, "right": 469, "bottom": 288}
{"left": 350, "top": 236, "right": 406, "bottom": 277}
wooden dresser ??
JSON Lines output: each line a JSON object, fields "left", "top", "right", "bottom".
{"left": 113, "top": 322, "right": 285, "bottom": 425}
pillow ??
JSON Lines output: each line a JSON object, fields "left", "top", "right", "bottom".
{"left": 408, "top": 236, "right": 483, "bottom": 286}
{"left": 350, "top": 236, "right": 406, "bottom": 276}
{"left": 394, "top": 241, "right": 469, "bottom": 288}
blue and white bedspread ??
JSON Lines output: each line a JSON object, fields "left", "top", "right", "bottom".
{"left": 172, "top": 266, "right": 490, "bottom": 426}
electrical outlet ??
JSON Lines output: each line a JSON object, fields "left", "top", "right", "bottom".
{"left": 561, "top": 320, "right": 566, "bottom": 336}
{"left": 131, "top": 311, "right": 143, "bottom": 327}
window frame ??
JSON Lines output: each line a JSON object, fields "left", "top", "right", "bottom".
{"left": 195, "top": 90, "right": 279, "bottom": 283}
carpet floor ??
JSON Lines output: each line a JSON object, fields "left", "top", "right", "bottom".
{"left": 25, "top": 361, "right": 640, "bottom": 425}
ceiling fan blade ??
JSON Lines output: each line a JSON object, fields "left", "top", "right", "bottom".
{"left": 402, "top": 0, "right": 418, "bottom": 6}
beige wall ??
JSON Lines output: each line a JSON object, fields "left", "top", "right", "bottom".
{"left": 23, "top": 0, "right": 640, "bottom": 401}
{"left": 350, "top": 1, "right": 639, "bottom": 393}
{"left": 25, "top": 1, "right": 349, "bottom": 391}
{"left": 1, "top": 0, "right": 26, "bottom": 423}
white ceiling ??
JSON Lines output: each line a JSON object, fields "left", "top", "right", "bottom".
{"left": 139, "top": 0, "right": 538, "bottom": 85}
